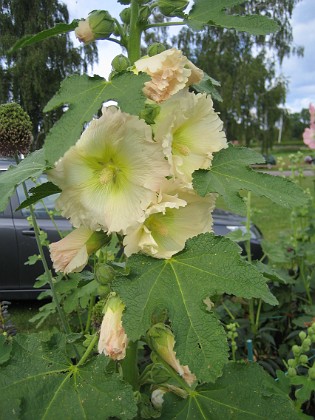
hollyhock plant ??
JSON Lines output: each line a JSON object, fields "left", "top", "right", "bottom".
{"left": 134, "top": 48, "right": 203, "bottom": 103}
{"left": 48, "top": 106, "right": 170, "bottom": 234}
{"left": 153, "top": 89, "right": 228, "bottom": 185}
{"left": 75, "top": 10, "right": 115, "bottom": 43}
{"left": 49, "top": 227, "right": 109, "bottom": 274}
{"left": 123, "top": 180, "right": 216, "bottom": 259}
{"left": 98, "top": 294, "right": 128, "bottom": 361}
{"left": 303, "top": 103, "right": 315, "bottom": 149}
{"left": 147, "top": 323, "right": 196, "bottom": 386}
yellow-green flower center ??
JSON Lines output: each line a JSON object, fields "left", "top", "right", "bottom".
{"left": 99, "top": 163, "right": 120, "bottom": 185}
{"left": 172, "top": 131, "right": 190, "bottom": 156}
{"left": 146, "top": 215, "right": 169, "bottom": 237}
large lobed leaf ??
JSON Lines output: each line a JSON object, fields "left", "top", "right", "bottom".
{"left": 8, "top": 21, "right": 78, "bottom": 53}
{"left": 193, "top": 146, "right": 308, "bottom": 215}
{"left": 43, "top": 72, "right": 150, "bottom": 164}
{"left": 0, "top": 333, "right": 137, "bottom": 420}
{"left": 0, "top": 149, "right": 46, "bottom": 212}
{"left": 161, "top": 362, "right": 301, "bottom": 419}
{"left": 114, "top": 233, "right": 277, "bottom": 383}
{"left": 187, "top": 0, "right": 279, "bottom": 35}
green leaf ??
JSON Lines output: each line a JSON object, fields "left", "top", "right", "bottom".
{"left": 253, "top": 261, "right": 291, "bottom": 284}
{"left": 16, "top": 181, "right": 61, "bottom": 210}
{"left": 43, "top": 72, "right": 150, "bottom": 164}
{"left": 161, "top": 362, "right": 301, "bottom": 419}
{"left": 187, "top": 0, "right": 280, "bottom": 35}
{"left": 193, "top": 146, "right": 308, "bottom": 215}
{"left": 0, "top": 149, "right": 46, "bottom": 212}
{"left": 192, "top": 74, "right": 222, "bottom": 102}
{"left": 114, "top": 233, "right": 277, "bottom": 383}
{"left": 8, "top": 21, "right": 78, "bottom": 53}
{"left": 0, "top": 333, "right": 137, "bottom": 419}
{"left": 290, "top": 375, "right": 315, "bottom": 408}
{"left": 0, "top": 335, "right": 12, "bottom": 364}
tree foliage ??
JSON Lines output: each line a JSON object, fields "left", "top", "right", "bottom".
{"left": 0, "top": 0, "right": 98, "bottom": 148}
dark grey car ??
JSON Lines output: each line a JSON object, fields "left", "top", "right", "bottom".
{"left": 0, "top": 158, "right": 263, "bottom": 299}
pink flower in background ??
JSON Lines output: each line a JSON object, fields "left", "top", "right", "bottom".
{"left": 303, "top": 103, "right": 315, "bottom": 149}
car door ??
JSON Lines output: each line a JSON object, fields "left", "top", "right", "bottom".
{"left": 0, "top": 200, "right": 20, "bottom": 291}
{"left": 12, "top": 179, "right": 72, "bottom": 291}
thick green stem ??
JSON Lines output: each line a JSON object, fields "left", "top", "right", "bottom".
{"left": 121, "top": 341, "right": 139, "bottom": 389}
{"left": 77, "top": 333, "right": 98, "bottom": 367}
{"left": 128, "top": 0, "right": 141, "bottom": 63}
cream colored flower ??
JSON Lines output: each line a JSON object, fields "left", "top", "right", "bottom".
{"left": 147, "top": 324, "right": 196, "bottom": 386}
{"left": 75, "top": 20, "right": 94, "bottom": 43}
{"left": 134, "top": 48, "right": 203, "bottom": 103}
{"left": 98, "top": 294, "right": 128, "bottom": 361}
{"left": 124, "top": 180, "right": 216, "bottom": 259}
{"left": 48, "top": 107, "right": 170, "bottom": 234}
{"left": 49, "top": 227, "right": 107, "bottom": 274}
{"left": 153, "top": 89, "right": 227, "bottom": 185}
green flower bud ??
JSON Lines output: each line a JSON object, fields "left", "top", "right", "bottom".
{"left": 148, "top": 43, "right": 167, "bottom": 57}
{"left": 75, "top": 10, "right": 115, "bottom": 43}
{"left": 299, "top": 331, "right": 307, "bottom": 341}
{"left": 288, "top": 358, "right": 296, "bottom": 367}
{"left": 288, "top": 367, "right": 297, "bottom": 377}
{"left": 120, "top": 8, "right": 131, "bottom": 24}
{"left": 299, "top": 354, "right": 308, "bottom": 364}
{"left": 292, "top": 345, "right": 301, "bottom": 356}
{"left": 95, "top": 264, "right": 116, "bottom": 285}
{"left": 139, "top": 6, "right": 151, "bottom": 23}
{"left": 97, "top": 285, "right": 110, "bottom": 297}
{"left": 0, "top": 103, "right": 33, "bottom": 156}
{"left": 302, "top": 338, "right": 311, "bottom": 351}
{"left": 158, "top": 0, "right": 189, "bottom": 17}
{"left": 111, "top": 54, "right": 131, "bottom": 72}
{"left": 309, "top": 367, "right": 315, "bottom": 380}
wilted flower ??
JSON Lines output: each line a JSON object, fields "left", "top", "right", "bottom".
{"left": 48, "top": 106, "right": 170, "bottom": 234}
{"left": 134, "top": 48, "right": 203, "bottom": 103}
{"left": 75, "top": 10, "right": 115, "bottom": 43}
{"left": 151, "top": 389, "right": 166, "bottom": 409}
{"left": 0, "top": 103, "right": 33, "bottom": 156}
{"left": 153, "top": 89, "right": 227, "bottom": 185}
{"left": 49, "top": 227, "right": 108, "bottom": 274}
{"left": 147, "top": 323, "right": 196, "bottom": 386}
{"left": 124, "top": 180, "right": 216, "bottom": 259}
{"left": 98, "top": 294, "right": 128, "bottom": 361}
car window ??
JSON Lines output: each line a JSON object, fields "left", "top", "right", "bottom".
{"left": 16, "top": 176, "right": 60, "bottom": 218}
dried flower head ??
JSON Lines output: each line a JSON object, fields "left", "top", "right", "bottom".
{"left": 0, "top": 103, "right": 32, "bottom": 156}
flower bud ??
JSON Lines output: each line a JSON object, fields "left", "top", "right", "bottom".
{"left": 147, "top": 323, "right": 196, "bottom": 386}
{"left": 139, "top": 6, "right": 150, "bottom": 23}
{"left": 287, "top": 358, "right": 296, "bottom": 367}
{"left": 95, "top": 264, "right": 116, "bottom": 285}
{"left": 299, "top": 354, "right": 308, "bottom": 364}
{"left": 151, "top": 388, "right": 166, "bottom": 409}
{"left": 292, "top": 345, "right": 301, "bottom": 356}
{"left": 0, "top": 103, "right": 33, "bottom": 156}
{"left": 98, "top": 294, "right": 128, "bottom": 360}
{"left": 309, "top": 367, "right": 315, "bottom": 380}
{"left": 75, "top": 10, "right": 115, "bottom": 44}
{"left": 148, "top": 43, "right": 167, "bottom": 57}
{"left": 299, "top": 331, "right": 307, "bottom": 341}
{"left": 120, "top": 8, "right": 131, "bottom": 24}
{"left": 111, "top": 54, "right": 131, "bottom": 73}
{"left": 158, "top": 0, "right": 189, "bottom": 17}
{"left": 288, "top": 367, "right": 297, "bottom": 377}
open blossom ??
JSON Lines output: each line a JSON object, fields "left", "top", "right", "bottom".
{"left": 153, "top": 89, "right": 227, "bottom": 185}
{"left": 134, "top": 48, "right": 203, "bottom": 103}
{"left": 147, "top": 323, "right": 196, "bottom": 386}
{"left": 124, "top": 180, "right": 216, "bottom": 259}
{"left": 98, "top": 294, "right": 128, "bottom": 361}
{"left": 49, "top": 227, "right": 108, "bottom": 274}
{"left": 48, "top": 107, "right": 170, "bottom": 234}
{"left": 303, "top": 103, "right": 315, "bottom": 149}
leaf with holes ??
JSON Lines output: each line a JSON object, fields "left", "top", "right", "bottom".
{"left": 43, "top": 72, "right": 150, "bottom": 164}
{"left": 193, "top": 146, "right": 308, "bottom": 215}
{"left": 114, "top": 233, "right": 277, "bottom": 383}
{"left": 187, "top": 0, "right": 279, "bottom": 34}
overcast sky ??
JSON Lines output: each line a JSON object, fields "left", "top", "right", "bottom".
{"left": 66, "top": 0, "right": 314, "bottom": 113}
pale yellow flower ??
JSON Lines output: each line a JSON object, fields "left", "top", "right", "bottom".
{"left": 147, "top": 324, "right": 196, "bottom": 386}
{"left": 75, "top": 20, "right": 94, "bottom": 43}
{"left": 49, "top": 227, "right": 107, "bottom": 274}
{"left": 124, "top": 180, "right": 216, "bottom": 259}
{"left": 48, "top": 107, "right": 170, "bottom": 234}
{"left": 153, "top": 89, "right": 227, "bottom": 185}
{"left": 98, "top": 294, "right": 128, "bottom": 361}
{"left": 134, "top": 48, "right": 203, "bottom": 103}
